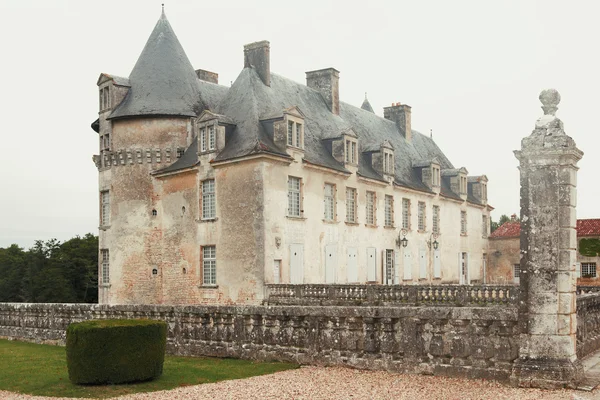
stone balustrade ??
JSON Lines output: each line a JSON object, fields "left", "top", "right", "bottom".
{"left": 265, "top": 284, "right": 519, "bottom": 307}
{"left": 577, "top": 292, "right": 600, "bottom": 359}
{"left": 0, "top": 302, "right": 519, "bottom": 382}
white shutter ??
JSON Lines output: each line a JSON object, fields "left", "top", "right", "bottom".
{"left": 458, "top": 252, "right": 463, "bottom": 285}
{"left": 290, "top": 244, "right": 304, "bottom": 284}
{"left": 325, "top": 244, "right": 337, "bottom": 284}
{"left": 576, "top": 262, "right": 581, "bottom": 278}
{"left": 273, "top": 260, "right": 281, "bottom": 284}
{"left": 419, "top": 248, "right": 427, "bottom": 279}
{"left": 403, "top": 250, "right": 412, "bottom": 280}
{"left": 466, "top": 252, "right": 471, "bottom": 284}
{"left": 347, "top": 247, "right": 358, "bottom": 283}
{"left": 394, "top": 251, "right": 401, "bottom": 284}
{"left": 367, "top": 247, "right": 376, "bottom": 282}
{"left": 433, "top": 249, "right": 441, "bottom": 278}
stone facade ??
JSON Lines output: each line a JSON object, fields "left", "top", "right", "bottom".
{"left": 92, "top": 12, "right": 492, "bottom": 305}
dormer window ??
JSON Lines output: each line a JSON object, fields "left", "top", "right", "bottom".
{"left": 432, "top": 165, "right": 440, "bottom": 186}
{"left": 200, "top": 125, "right": 216, "bottom": 153}
{"left": 99, "top": 86, "right": 111, "bottom": 110}
{"left": 286, "top": 119, "right": 303, "bottom": 148}
{"left": 345, "top": 138, "right": 358, "bottom": 165}
{"left": 460, "top": 175, "right": 467, "bottom": 195}
{"left": 383, "top": 150, "right": 394, "bottom": 175}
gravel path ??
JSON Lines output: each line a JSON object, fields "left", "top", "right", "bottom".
{"left": 1, "top": 366, "right": 597, "bottom": 400}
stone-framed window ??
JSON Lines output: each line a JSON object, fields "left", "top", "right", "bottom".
{"left": 288, "top": 176, "right": 302, "bottom": 217}
{"left": 346, "top": 187, "right": 357, "bottom": 223}
{"left": 202, "top": 179, "right": 216, "bottom": 220}
{"left": 384, "top": 195, "right": 394, "bottom": 227}
{"left": 383, "top": 150, "right": 394, "bottom": 175}
{"left": 200, "top": 124, "right": 217, "bottom": 153}
{"left": 482, "top": 215, "right": 488, "bottom": 238}
{"left": 418, "top": 201, "right": 426, "bottom": 231}
{"left": 385, "top": 249, "right": 395, "bottom": 285}
{"left": 432, "top": 165, "right": 441, "bottom": 187}
{"left": 482, "top": 181, "right": 488, "bottom": 201}
{"left": 513, "top": 264, "right": 520, "bottom": 279}
{"left": 582, "top": 262, "right": 597, "bottom": 278}
{"left": 101, "top": 249, "right": 110, "bottom": 284}
{"left": 432, "top": 205, "right": 440, "bottom": 234}
{"left": 460, "top": 175, "right": 467, "bottom": 195}
{"left": 366, "top": 191, "right": 376, "bottom": 226}
{"left": 286, "top": 116, "right": 304, "bottom": 149}
{"left": 99, "top": 134, "right": 110, "bottom": 151}
{"left": 402, "top": 198, "right": 411, "bottom": 230}
{"left": 345, "top": 138, "right": 358, "bottom": 165}
{"left": 461, "top": 211, "right": 467, "bottom": 235}
{"left": 99, "top": 86, "right": 111, "bottom": 110}
{"left": 202, "top": 245, "right": 217, "bottom": 285}
{"left": 324, "top": 183, "right": 336, "bottom": 221}
{"left": 100, "top": 190, "right": 110, "bottom": 226}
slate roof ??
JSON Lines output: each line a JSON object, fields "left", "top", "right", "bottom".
{"left": 361, "top": 95, "right": 374, "bottom": 113}
{"left": 489, "top": 219, "right": 600, "bottom": 239}
{"left": 109, "top": 11, "right": 203, "bottom": 119}
{"left": 153, "top": 136, "right": 199, "bottom": 175}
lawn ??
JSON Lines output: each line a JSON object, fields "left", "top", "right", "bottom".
{"left": 0, "top": 339, "right": 298, "bottom": 398}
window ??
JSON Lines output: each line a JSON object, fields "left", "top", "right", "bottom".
{"left": 200, "top": 128, "right": 207, "bottom": 152}
{"left": 366, "top": 191, "right": 376, "bottom": 225}
{"left": 202, "top": 245, "right": 217, "bottom": 285}
{"left": 99, "top": 87, "right": 110, "bottom": 110}
{"left": 383, "top": 151, "right": 394, "bottom": 175}
{"left": 418, "top": 202, "right": 426, "bottom": 231}
{"left": 461, "top": 211, "right": 467, "bottom": 235}
{"left": 208, "top": 126, "right": 216, "bottom": 150}
{"left": 385, "top": 195, "right": 394, "bottom": 227}
{"left": 101, "top": 249, "right": 109, "bottom": 284}
{"left": 100, "top": 191, "right": 110, "bottom": 226}
{"left": 101, "top": 134, "right": 110, "bottom": 151}
{"left": 287, "top": 120, "right": 303, "bottom": 148}
{"left": 288, "top": 176, "right": 302, "bottom": 217}
{"left": 482, "top": 182, "right": 488, "bottom": 201}
{"left": 346, "top": 187, "right": 357, "bottom": 223}
{"left": 402, "top": 198, "right": 411, "bottom": 230}
{"left": 432, "top": 166, "right": 440, "bottom": 186}
{"left": 482, "top": 215, "right": 488, "bottom": 237}
{"left": 433, "top": 205, "right": 440, "bottom": 234}
{"left": 202, "top": 179, "right": 216, "bottom": 219}
{"left": 582, "top": 263, "right": 597, "bottom": 278}
{"left": 460, "top": 175, "right": 467, "bottom": 194}
{"left": 345, "top": 139, "right": 357, "bottom": 164}
{"left": 513, "top": 264, "right": 520, "bottom": 279}
{"left": 176, "top": 148, "right": 184, "bottom": 158}
{"left": 324, "top": 183, "right": 336, "bottom": 221}
{"left": 385, "top": 249, "right": 394, "bottom": 285}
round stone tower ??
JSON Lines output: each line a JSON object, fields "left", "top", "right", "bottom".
{"left": 93, "top": 10, "right": 204, "bottom": 304}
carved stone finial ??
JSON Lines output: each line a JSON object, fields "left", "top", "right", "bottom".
{"left": 539, "top": 89, "right": 560, "bottom": 116}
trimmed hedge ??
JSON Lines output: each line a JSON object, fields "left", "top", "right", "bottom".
{"left": 66, "top": 319, "right": 167, "bottom": 385}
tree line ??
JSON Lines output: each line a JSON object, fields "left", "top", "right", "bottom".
{"left": 0, "top": 234, "right": 98, "bottom": 303}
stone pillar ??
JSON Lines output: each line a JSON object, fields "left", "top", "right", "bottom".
{"left": 510, "top": 89, "right": 584, "bottom": 388}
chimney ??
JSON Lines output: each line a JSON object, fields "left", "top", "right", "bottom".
{"left": 306, "top": 68, "right": 340, "bottom": 115}
{"left": 195, "top": 69, "right": 219, "bottom": 84}
{"left": 244, "top": 41, "right": 270, "bottom": 86}
{"left": 511, "top": 214, "right": 517, "bottom": 222}
{"left": 383, "top": 103, "right": 412, "bottom": 141}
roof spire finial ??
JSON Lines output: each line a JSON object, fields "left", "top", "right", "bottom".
{"left": 161, "top": 3, "right": 165, "bottom": 18}
{"left": 430, "top": 129, "right": 433, "bottom": 139}
{"left": 364, "top": 92, "right": 368, "bottom": 100}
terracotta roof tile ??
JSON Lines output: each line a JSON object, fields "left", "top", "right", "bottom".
{"left": 490, "top": 218, "right": 600, "bottom": 239}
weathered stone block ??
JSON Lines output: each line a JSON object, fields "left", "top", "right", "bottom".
{"left": 558, "top": 228, "right": 577, "bottom": 250}
{"left": 557, "top": 249, "right": 576, "bottom": 272}
{"left": 558, "top": 184, "right": 576, "bottom": 207}
{"left": 529, "top": 314, "right": 557, "bottom": 335}
{"left": 556, "top": 314, "right": 576, "bottom": 336}
{"left": 558, "top": 206, "right": 576, "bottom": 229}
{"left": 529, "top": 292, "right": 558, "bottom": 315}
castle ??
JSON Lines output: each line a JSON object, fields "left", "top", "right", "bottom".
{"left": 92, "top": 10, "right": 492, "bottom": 305}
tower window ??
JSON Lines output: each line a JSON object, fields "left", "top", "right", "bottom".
{"left": 152, "top": 209, "right": 157, "bottom": 217}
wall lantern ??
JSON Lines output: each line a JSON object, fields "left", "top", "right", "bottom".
{"left": 427, "top": 233, "right": 440, "bottom": 250}
{"left": 396, "top": 229, "right": 409, "bottom": 248}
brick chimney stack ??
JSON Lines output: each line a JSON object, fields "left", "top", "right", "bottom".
{"left": 306, "top": 68, "right": 340, "bottom": 115}
{"left": 244, "top": 41, "right": 270, "bottom": 86}
{"left": 383, "top": 103, "right": 412, "bottom": 141}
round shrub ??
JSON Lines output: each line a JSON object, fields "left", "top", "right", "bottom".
{"left": 66, "top": 319, "right": 167, "bottom": 385}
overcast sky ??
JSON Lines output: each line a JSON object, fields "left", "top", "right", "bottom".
{"left": 1, "top": 0, "right": 598, "bottom": 248}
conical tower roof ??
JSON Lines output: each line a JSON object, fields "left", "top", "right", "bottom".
{"left": 361, "top": 93, "right": 374, "bottom": 113}
{"left": 109, "top": 10, "right": 202, "bottom": 119}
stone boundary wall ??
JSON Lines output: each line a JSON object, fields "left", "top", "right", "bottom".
{"left": 0, "top": 303, "right": 519, "bottom": 382}
{"left": 577, "top": 293, "right": 600, "bottom": 358}
{"left": 265, "top": 284, "right": 519, "bottom": 307}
